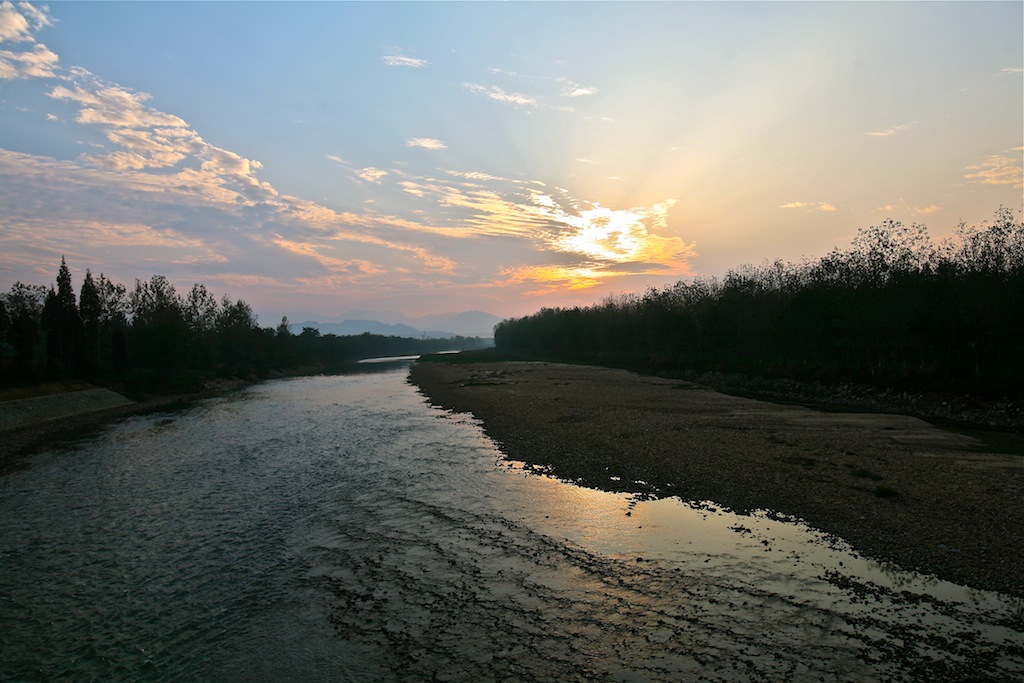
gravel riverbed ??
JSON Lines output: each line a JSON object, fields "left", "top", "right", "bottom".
{"left": 410, "top": 360, "right": 1024, "bottom": 597}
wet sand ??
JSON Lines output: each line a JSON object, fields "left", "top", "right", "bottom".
{"left": 409, "top": 360, "right": 1024, "bottom": 597}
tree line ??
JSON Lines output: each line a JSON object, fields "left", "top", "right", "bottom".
{"left": 494, "top": 207, "right": 1024, "bottom": 398}
{"left": 0, "top": 261, "right": 487, "bottom": 392}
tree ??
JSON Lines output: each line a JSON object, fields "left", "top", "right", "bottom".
{"left": 40, "top": 257, "right": 84, "bottom": 375}
{"left": 184, "top": 284, "right": 219, "bottom": 335}
{"left": 0, "top": 297, "right": 8, "bottom": 347}
{"left": 128, "top": 275, "right": 187, "bottom": 385}
{"left": 216, "top": 296, "right": 261, "bottom": 375}
{"left": 183, "top": 284, "right": 220, "bottom": 370}
{"left": 850, "top": 219, "right": 932, "bottom": 284}
{"left": 2, "top": 281, "right": 47, "bottom": 376}
{"left": 79, "top": 269, "right": 102, "bottom": 372}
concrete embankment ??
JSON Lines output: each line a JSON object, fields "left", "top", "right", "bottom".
{"left": 0, "top": 389, "right": 135, "bottom": 432}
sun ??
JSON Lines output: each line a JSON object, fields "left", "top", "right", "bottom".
{"left": 557, "top": 207, "right": 646, "bottom": 261}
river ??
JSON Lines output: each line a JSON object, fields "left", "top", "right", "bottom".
{"left": 1, "top": 363, "right": 1021, "bottom": 681}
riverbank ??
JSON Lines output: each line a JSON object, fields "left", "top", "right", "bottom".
{"left": 0, "top": 378, "right": 252, "bottom": 471}
{"left": 409, "top": 359, "right": 1024, "bottom": 597}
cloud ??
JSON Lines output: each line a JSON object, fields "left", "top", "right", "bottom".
{"left": 0, "top": 2, "right": 57, "bottom": 79}
{"left": 0, "top": 41, "right": 57, "bottom": 79}
{"left": 272, "top": 235, "right": 387, "bottom": 276}
{"left": 964, "top": 150, "right": 1023, "bottom": 189}
{"left": 0, "top": 147, "right": 461, "bottom": 299}
{"left": 391, "top": 170, "right": 695, "bottom": 290}
{"left": 866, "top": 123, "right": 913, "bottom": 138}
{"left": 1001, "top": 67, "right": 1023, "bottom": 74}
{"left": 382, "top": 53, "right": 428, "bottom": 68}
{"left": 0, "top": 5, "right": 686, "bottom": 310}
{"left": 45, "top": 75, "right": 283, "bottom": 207}
{"left": 358, "top": 167, "right": 388, "bottom": 183}
{"left": 557, "top": 78, "right": 599, "bottom": 98}
{"left": 0, "top": 1, "right": 50, "bottom": 41}
{"left": 51, "top": 84, "right": 188, "bottom": 129}
{"left": 406, "top": 137, "right": 447, "bottom": 150}
{"left": 779, "top": 201, "right": 837, "bottom": 212}
{"left": 463, "top": 82, "right": 537, "bottom": 107}
{"left": 876, "top": 202, "right": 943, "bottom": 216}
{"left": 464, "top": 71, "right": 593, "bottom": 114}
{"left": 443, "top": 168, "right": 505, "bottom": 182}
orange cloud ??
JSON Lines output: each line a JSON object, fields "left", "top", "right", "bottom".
{"left": 780, "top": 201, "right": 837, "bottom": 212}
{"left": 964, "top": 150, "right": 1023, "bottom": 189}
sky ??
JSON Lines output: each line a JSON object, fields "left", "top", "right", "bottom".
{"left": 0, "top": 1, "right": 1021, "bottom": 323}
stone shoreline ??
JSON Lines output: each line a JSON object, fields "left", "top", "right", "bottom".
{"left": 409, "top": 360, "right": 1024, "bottom": 597}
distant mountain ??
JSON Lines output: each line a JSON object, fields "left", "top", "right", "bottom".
{"left": 294, "top": 310, "right": 503, "bottom": 339}
{"left": 296, "top": 320, "right": 424, "bottom": 338}
{"left": 335, "top": 309, "right": 503, "bottom": 337}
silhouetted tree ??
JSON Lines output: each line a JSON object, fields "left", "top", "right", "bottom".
{"left": 494, "top": 208, "right": 1023, "bottom": 398}
{"left": 128, "top": 275, "right": 187, "bottom": 387}
{"left": 41, "top": 257, "right": 84, "bottom": 375}
{"left": 2, "top": 281, "right": 47, "bottom": 378}
{"left": 216, "top": 296, "right": 261, "bottom": 375}
{"left": 79, "top": 269, "right": 102, "bottom": 374}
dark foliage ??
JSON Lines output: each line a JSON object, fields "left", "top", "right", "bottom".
{"left": 2, "top": 264, "right": 488, "bottom": 393}
{"left": 494, "top": 208, "right": 1024, "bottom": 399}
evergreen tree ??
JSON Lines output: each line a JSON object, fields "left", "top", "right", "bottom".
{"left": 40, "top": 257, "right": 83, "bottom": 375}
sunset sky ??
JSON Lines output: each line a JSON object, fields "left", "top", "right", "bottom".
{"left": 1, "top": 1, "right": 1021, "bottom": 323}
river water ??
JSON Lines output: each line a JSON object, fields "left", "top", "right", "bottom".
{"left": 1, "top": 363, "right": 1021, "bottom": 682}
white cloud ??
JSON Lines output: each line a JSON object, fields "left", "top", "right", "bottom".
{"left": 780, "top": 201, "right": 837, "bottom": 212}
{"left": 0, "top": 3, "right": 57, "bottom": 79}
{"left": 558, "top": 78, "right": 599, "bottom": 98}
{"left": 358, "top": 167, "right": 388, "bottom": 183}
{"left": 0, "top": 1, "right": 49, "bottom": 41}
{"left": 463, "top": 82, "right": 537, "bottom": 107}
{"left": 51, "top": 84, "right": 188, "bottom": 128}
{"left": 876, "top": 202, "right": 943, "bottom": 216}
{"left": 45, "top": 75, "right": 279, "bottom": 204}
{"left": 443, "top": 168, "right": 504, "bottom": 182}
{"left": 406, "top": 137, "right": 447, "bottom": 150}
{"left": 0, "top": 41, "right": 57, "bottom": 79}
{"left": 866, "top": 123, "right": 913, "bottom": 138}
{"left": 382, "top": 53, "right": 428, "bottom": 68}
{"left": 1001, "top": 67, "right": 1023, "bottom": 74}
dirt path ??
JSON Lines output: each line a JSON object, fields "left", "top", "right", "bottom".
{"left": 410, "top": 360, "right": 1024, "bottom": 597}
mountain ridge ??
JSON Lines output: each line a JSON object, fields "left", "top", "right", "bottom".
{"left": 293, "top": 310, "right": 502, "bottom": 339}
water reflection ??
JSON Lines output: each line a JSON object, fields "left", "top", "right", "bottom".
{"left": 493, "top": 451, "right": 1021, "bottom": 626}
{"left": 0, "top": 368, "right": 1019, "bottom": 682}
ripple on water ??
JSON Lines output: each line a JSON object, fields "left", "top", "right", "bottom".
{"left": 0, "top": 369, "right": 1020, "bottom": 682}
